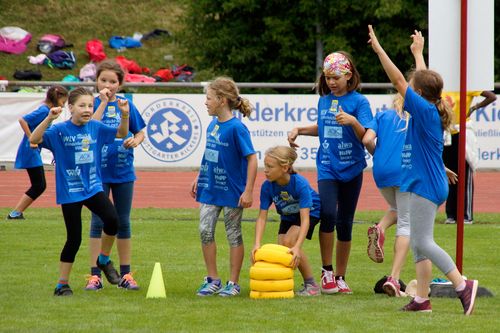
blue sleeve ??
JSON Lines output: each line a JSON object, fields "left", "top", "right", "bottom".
{"left": 128, "top": 101, "right": 146, "bottom": 134}
{"left": 40, "top": 125, "right": 57, "bottom": 151}
{"left": 235, "top": 123, "right": 255, "bottom": 157}
{"left": 356, "top": 96, "right": 373, "bottom": 127}
{"left": 366, "top": 116, "right": 378, "bottom": 133}
{"left": 23, "top": 105, "right": 49, "bottom": 129}
{"left": 259, "top": 181, "right": 273, "bottom": 211}
{"left": 404, "top": 86, "right": 437, "bottom": 126}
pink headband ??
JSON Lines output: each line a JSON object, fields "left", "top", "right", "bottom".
{"left": 323, "top": 52, "right": 352, "bottom": 76}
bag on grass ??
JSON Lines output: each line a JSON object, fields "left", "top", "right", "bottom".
{"left": 37, "top": 34, "right": 72, "bottom": 54}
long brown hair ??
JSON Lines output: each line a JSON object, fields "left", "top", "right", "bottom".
{"left": 412, "top": 70, "right": 453, "bottom": 131}
{"left": 206, "top": 76, "right": 253, "bottom": 117}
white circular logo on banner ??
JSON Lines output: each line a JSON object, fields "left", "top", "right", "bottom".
{"left": 141, "top": 98, "right": 202, "bottom": 162}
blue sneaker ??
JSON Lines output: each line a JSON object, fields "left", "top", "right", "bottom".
{"left": 196, "top": 276, "right": 222, "bottom": 296}
{"left": 219, "top": 281, "right": 240, "bottom": 297}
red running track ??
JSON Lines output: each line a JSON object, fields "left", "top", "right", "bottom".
{"left": 0, "top": 170, "right": 499, "bottom": 213}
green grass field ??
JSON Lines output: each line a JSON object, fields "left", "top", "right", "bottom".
{"left": 1, "top": 208, "right": 499, "bottom": 333}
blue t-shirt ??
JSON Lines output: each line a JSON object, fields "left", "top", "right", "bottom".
{"left": 401, "top": 87, "right": 448, "bottom": 205}
{"left": 196, "top": 117, "right": 255, "bottom": 208}
{"left": 14, "top": 104, "right": 50, "bottom": 169}
{"left": 94, "top": 96, "right": 146, "bottom": 183}
{"left": 316, "top": 91, "right": 373, "bottom": 182}
{"left": 366, "top": 109, "right": 407, "bottom": 188}
{"left": 40, "top": 119, "right": 117, "bottom": 204}
{"left": 260, "top": 173, "right": 321, "bottom": 222}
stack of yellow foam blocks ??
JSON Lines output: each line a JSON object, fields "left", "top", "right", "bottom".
{"left": 250, "top": 244, "right": 295, "bottom": 299}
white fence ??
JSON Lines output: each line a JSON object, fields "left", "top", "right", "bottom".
{"left": 1, "top": 93, "right": 499, "bottom": 169}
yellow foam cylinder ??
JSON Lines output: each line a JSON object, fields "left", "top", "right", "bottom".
{"left": 250, "top": 278, "right": 294, "bottom": 292}
{"left": 260, "top": 244, "right": 291, "bottom": 253}
{"left": 250, "top": 265, "right": 294, "bottom": 280}
{"left": 254, "top": 248, "right": 293, "bottom": 267}
{"left": 250, "top": 290, "right": 294, "bottom": 299}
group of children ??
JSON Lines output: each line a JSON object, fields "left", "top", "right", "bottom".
{"left": 8, "top": 26, "right": 479, "bottom": 315}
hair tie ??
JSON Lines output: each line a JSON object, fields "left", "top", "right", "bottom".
{"left": 237, "top": 96, "right": 241, "bottom": 101}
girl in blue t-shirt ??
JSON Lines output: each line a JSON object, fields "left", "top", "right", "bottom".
{"left": 7, "top": 86, "right": 68, "bottom": 220}
{"left": 30, "top": 87, "right": 130, "bottom": 296}
{"left": 190, "top": 77, "right": 257, "bottom": 297}
{"left": 369, "top": 25, "right": 478, "bottom": 315}
{"left": 288, "top": 51, "right": 373, "bottom": 294}
{"left": 252, "top": 146, "right": 321, "bottom": 296}
{"left": 85, "top": 60, "right": 146, "bottom": 292}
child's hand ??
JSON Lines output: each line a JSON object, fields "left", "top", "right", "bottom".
{"left": 288, "top": 246, "right": 301, "bottom": 269}
{"left": 251, "top": 244, "right": 260, "bottom": 264}
{"left": 30, "top": 143, "right": 39, "bottom": 149}
{"left": 287, "top": 128, "right": 300, "bottom": 149}
{"left": 118, "top": 99, "right": 130, "bottom": 117}
{"left": 335, "top": 106, "right": 355, "bottom": 126}
{"left": 445, "top": 167, "right": 458, "bottom": 185}
{"left": 238, "top": 190, "right": 253, "bottom": 208}
{"left": 190, "top": 179, "right": 198, "bottom": 198}
{"left": 410, "top": 30, "right": 424, "bottom": 56}
{"left": 48, "top": 106, "right": 62, "bottom": 120}
{"left": 99, "top": 88, "right": 112, "bottom": 103}
{"left": 123, "top": 137, "right": 139, "bottom": 149}
{"left": 368, "top": 25, "right": 383, "bottom": 54}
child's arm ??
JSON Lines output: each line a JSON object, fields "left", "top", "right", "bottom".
{"left": 116, "top": 99, "right": 130, "bottom": 138}
{"left": 19, "top": 117, "right": 38, "bottom": 148}
{"left": 92, "top": 89, "right": 111, "bottom": 121}
{"left": 189, "top": 176, "right": 198, "bottom": 199}
{"left": 30, "top": 107, "right": 62, "bottom": 144}
{"left": 368, "top": 25, "right": 408, "bottom": 98}
{"left": 252, "top": 209, "right": 269, "bottom": 264}
{"left": 335, "top": 106, "right": 366, "bottom": 141}
{"left": 410, "top": 30, "right": 426, "bottom": 71}
{"left": 362, "top": 128, "right": 377, "bottom": 155}
{"left": 238, "top": 153, "right": 257, "bottom": 208}
{"left": 288, "top": 208, "right": 310, "bottom": 268}
{"left": 124, "top": 130, "right": 145, "bottom": 149}
{"left": 468, "top": 91, "right": 497, "bottom": 116}
{"left": 288, "top": 124, "right": 319, "bottom": 148}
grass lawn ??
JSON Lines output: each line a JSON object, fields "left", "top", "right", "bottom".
{"left": 0, "top": 208, "right": 498, "bottom": 332}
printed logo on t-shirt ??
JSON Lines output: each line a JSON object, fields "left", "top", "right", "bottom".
{"left": 107, "top": 106, "right": 117, "bottom": 118}
{"left": 324, "top": 126, "right": 342, "bottom": 138}
{"left": 81, "top": 137, "right": 90, "bottom": 152}
{"left": 280, "top": 191, "right": 290, "bottom": 201}
{"left": 75, "top": 151, "right": 94, "bottom": 164}
{"left": 204, "top": 149, "right": 219, "bottom": 163}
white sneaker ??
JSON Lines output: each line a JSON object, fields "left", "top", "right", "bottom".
{"left": 444, "top": 218, "right": 456, "bottom": 224}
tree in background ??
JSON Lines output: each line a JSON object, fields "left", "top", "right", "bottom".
{"left": 180, "top": 0, "right": 428, "bottom": 84}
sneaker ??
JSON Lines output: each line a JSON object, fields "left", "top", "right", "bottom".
{"left": 196, "top": 276, "right": 222, "bottom": 296}
{"left": 219, "top": 281, "right": 241, "bottom": 297}
{"left": 320, "top": 269, "right": 338, "bottom": 294}
{"left": 367, "top": 224, "right": 385, "bottom": 263}
{"left": 84, "top": 275, "right": 103, "bottom": 291}
{"left": 444, "top": 218, "right": 456, "bottom": 224}
{"left": 457, "top": 279, "right": 478, "bottom": 315}
{"left": 6, "top": 212, "right": 24, "bottom": 220}
{"left": 54, "top": 284, "right": 73, "bottom": 296}
{"left": 464, "top": 219, "right": 474, "bottom": 225}
{"left": 96, "top": 259, "right": 120, "bottom": 285}
{"left": 118, "top": 273, "right": 139, "bottom": 290}
{"left": 336, "top": 277, "right": 352, "bottom": 294}
{"left": 296, "top": 283, "right": 321, "bottom": 296}
{"left": 401, "top": 298, "right": 432, "bottom": 312}
{"left": 383, "top": 276, "right": 402, "bottom": 297}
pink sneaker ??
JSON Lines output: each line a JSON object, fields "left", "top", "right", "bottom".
{"left": 401, "top": 298, "right": 432, "bottom": 312}
{"left": 320, "top": 269, "right": 338, "bottom": 294}
{"left": 367, "top": 224, "right": 385, "bottom": 263}
{"left": 335, "top": 277, "right": 352, "bottom": 294}
{"left": 457, "top": 279, "right": 478, "bottom": 315}
{"left": 383, "top": 276, "right": 402, "bottom": 297}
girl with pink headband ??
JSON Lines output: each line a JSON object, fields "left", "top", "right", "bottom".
{"left": 288, "top": 51, "right": 373, "bottom": 295}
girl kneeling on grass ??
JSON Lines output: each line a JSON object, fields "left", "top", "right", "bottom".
{"left": 252, "top": 146, "right": 321, "bottom": 296}
{"left": 30, "top": 87, "right": 129, "bottom": 296}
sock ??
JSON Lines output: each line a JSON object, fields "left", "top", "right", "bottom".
{"left": 98, "top": 253, "right": 110, "bottom": 265}
{"left": 120, "top": 265, "right": 131, "bottom": 277}
{"left": 322, "top": 265, "right": 333, "bottom": 271}
{"left": 304, "top": 277, "right": 316, "bottom": 286}
{"left": 455, "top": 281, "right": 466, "bottom": 292}
{"left": 91, "top": 267, "right": 101, "bottom": 277}
{"left": 56, "top": 279, "right": 68, "bottom": 289}
{"left": 414, "top": 296, "right": 429, "bottom": 303}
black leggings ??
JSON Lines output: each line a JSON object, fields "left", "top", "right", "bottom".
{"left": 60, "top": 192, "right": 118, "bottom": 263}
{"left": 25, "top": 166, "right": 46, "bottom": 200}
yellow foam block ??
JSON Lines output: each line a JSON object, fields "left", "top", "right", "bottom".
{"left": 253, "top": 261, "right": 288, "bottom": 269}
{"left": 250, "top": 278, "right": 294, "bottom": 292}
{"left": 250, "top": 266, "right": 294, "bottom": 280}
{"left": 250, "top": 290, "right": 294, "bottom": 299}
{"left": 254, "top": 248, "right": 293, "bottom": 267}
{"left": 260, "top": 243, "right": 290, "bottom": 253}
